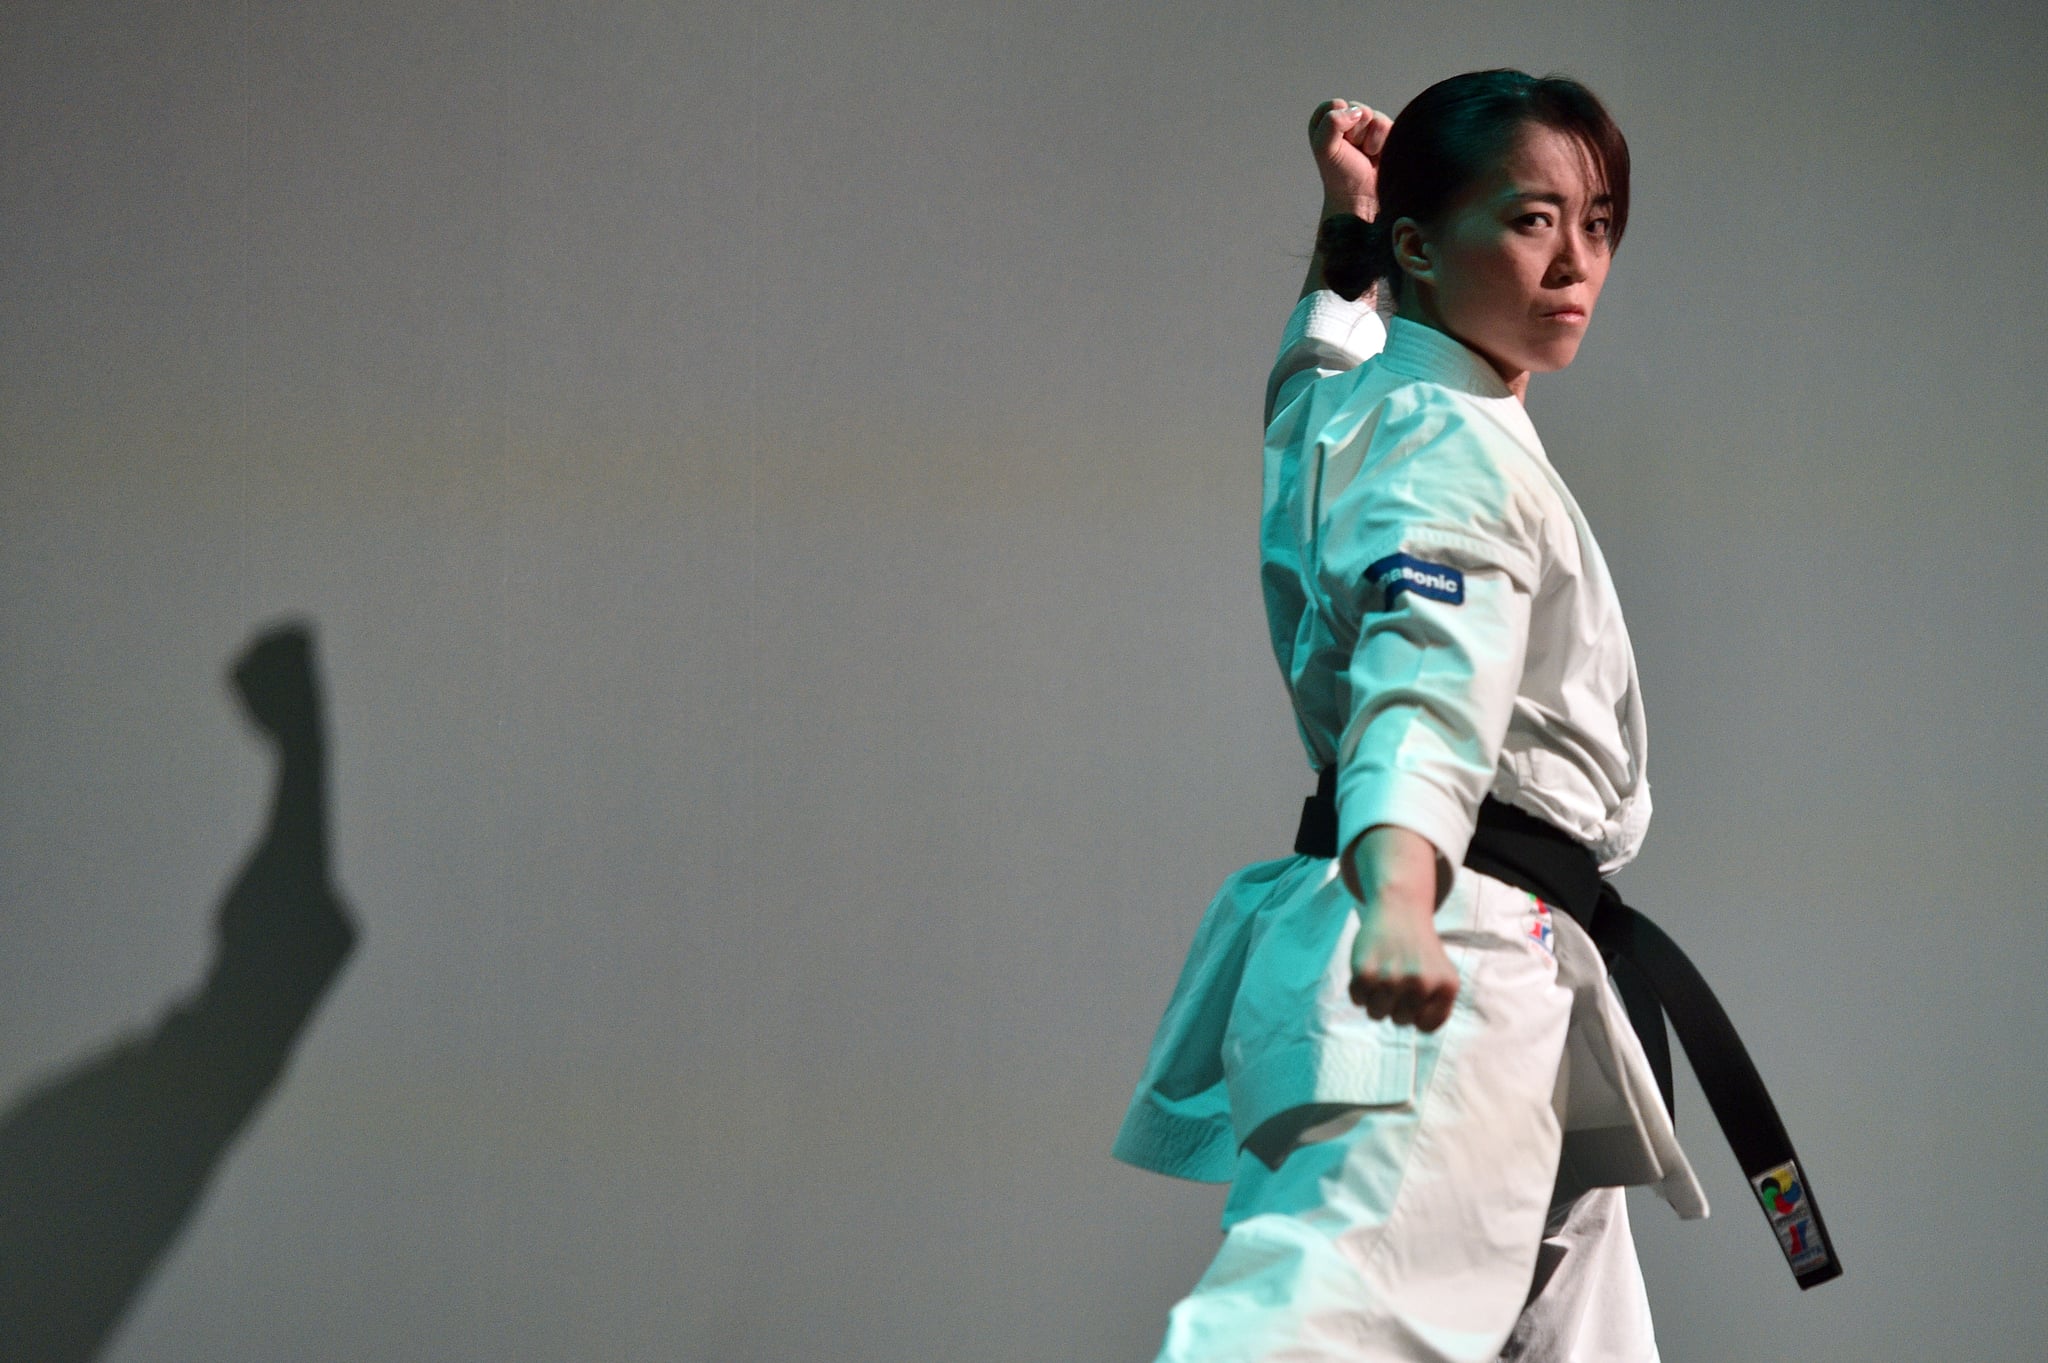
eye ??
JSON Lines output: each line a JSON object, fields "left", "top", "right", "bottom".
{"left": 1586, "top": 214, "right": 1614, "bottom": 240}
{"left": 1515, "top": 210, "right": 1554, "bottom": 230}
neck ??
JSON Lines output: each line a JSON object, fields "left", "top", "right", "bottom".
{"left": 1394, "top": 291, "right": 1529, "bottom": 401}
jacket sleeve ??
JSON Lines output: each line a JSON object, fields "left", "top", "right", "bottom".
{"left": 1265, "top": 290, "right": 1388, "bottom": 427}
{"left": 1317, "top": 391, "right": 1545, "bottom": 882}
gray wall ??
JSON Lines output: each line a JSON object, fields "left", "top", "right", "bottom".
{"left": 4, "top": 1, "right": 2044, "bottom": 1358}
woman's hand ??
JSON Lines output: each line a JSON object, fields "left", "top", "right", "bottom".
{"left": 1350, "top": 895, "right": 1460, "bottom": 1032}
{"left": 1309, "top": 99, "right": 1393, "bottom": 220}
{"left": 1343, "top": 825, "right": 1460, "bottom": 1032}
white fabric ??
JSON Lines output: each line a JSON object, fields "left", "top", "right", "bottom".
{"left": 1545, "top": 895, "right": 1702, "bottom": 1220}
{"left": 1500, "top": 1189, "right": 1659, "bottom": 1363}
{"left": 1265, "top": 300, "right": 1651, "bottom": 876}
{"left": 1114, "top": 293, "right": 1699, "bottom": 1185}
{"left": 1154, "top": 875, "right": 1658, "bottom": 1363}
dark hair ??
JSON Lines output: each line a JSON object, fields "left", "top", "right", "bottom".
{"left": 1322, "top": 69, "right": 1631, "bottom": 302}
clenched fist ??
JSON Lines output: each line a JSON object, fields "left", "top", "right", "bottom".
{"left": 1343, "top": 823, "right": 1459, "bottom": 1032}
{"left": 1309, "top": 99, "right": 1394, "bottom": 220}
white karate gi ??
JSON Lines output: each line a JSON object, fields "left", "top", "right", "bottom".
{"left": 1116, "top": 293, "right": 1707, "bottom": 1362}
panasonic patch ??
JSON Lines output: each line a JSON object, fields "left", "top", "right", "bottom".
{"left": 1367, "top": 553, "right": 1465, "bottom": 607}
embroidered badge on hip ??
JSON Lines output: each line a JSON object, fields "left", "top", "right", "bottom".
{"left": 1366, "top": 552, "right": 1465, "bottom": 606}
{"left": 1750, "top": 1160, "right": 1833, "bottom": 1276}
{"left": 1526, "top": 896, "right": 1554, "bottom": 956}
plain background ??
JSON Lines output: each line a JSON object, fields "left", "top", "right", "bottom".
{"left": 4, "top": 1, "right": 2045, "bottom": 1358}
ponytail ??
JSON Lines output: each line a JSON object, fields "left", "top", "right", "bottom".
{"left": 1316, "top": 213, "right": 1392, "bottom": 303}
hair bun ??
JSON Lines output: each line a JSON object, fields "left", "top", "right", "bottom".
{"left": 1316, "top": 213, "right": 1388, "bottom": 302}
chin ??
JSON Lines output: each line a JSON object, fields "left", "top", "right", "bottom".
{"left": 1526, "top": 338, "right": 1586, "bottom": 373}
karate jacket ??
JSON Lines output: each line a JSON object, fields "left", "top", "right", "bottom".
{"left": 1114, "top": 291, "right": 1705, "bottom": 1222}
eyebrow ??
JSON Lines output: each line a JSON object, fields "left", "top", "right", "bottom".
{"left": 1507, "top": 189, "right": 1614, "bottom": 208}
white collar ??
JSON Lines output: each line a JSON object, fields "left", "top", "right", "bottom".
{"left": 1378, "top": 316, "right": 1517, "bottom": 401}
{"left": 1377, "top": 316, "right": 1550, "bottom": 461}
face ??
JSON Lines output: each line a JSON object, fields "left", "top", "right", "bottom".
{"left": 1394, "top": 123, "right": 1615, "bottom": 392}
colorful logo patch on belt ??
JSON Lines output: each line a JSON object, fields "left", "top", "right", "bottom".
{"left": 1750, "top": 1160, "right": 1832, "bottom": 1275}
{"left": 1366, "top": 553, "right": 1465, "bottom": 606}
{"left": 1526, "top": 896, "right": 1554, "bottom": 956}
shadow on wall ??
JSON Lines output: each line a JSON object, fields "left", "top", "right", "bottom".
{"left": 0, "top": 622, "right": 358, "bottom": 1363}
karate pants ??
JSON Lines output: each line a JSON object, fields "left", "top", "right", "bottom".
{"left": 1153, "top": 874, "right": 1659, "bottom": 1362}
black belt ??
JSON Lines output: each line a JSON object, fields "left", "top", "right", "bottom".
{"left": 1295, "top": 769, "right": 1842, "bottom": 1289}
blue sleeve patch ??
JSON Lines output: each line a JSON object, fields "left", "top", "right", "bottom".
{"left": 1366, "top": 552, "right": 1465, "bottom": 606}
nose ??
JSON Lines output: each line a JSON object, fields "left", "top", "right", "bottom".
{"left": 1548, "top": 228, "right": 1591, "bottom": 287}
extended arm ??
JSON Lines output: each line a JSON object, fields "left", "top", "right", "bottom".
{"left": 1345, "top": 825, "right": 1455, "bottom": 1029}
{"left": 1327, "top": 410, "right": 1544, "bottom": 1033}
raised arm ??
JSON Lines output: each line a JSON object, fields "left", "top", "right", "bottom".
{"left": 1300, "top": 99, "right": 1392, "bottom": 300}
{"left": 1265, "top": 100, "right": 1398, "bottom": 425}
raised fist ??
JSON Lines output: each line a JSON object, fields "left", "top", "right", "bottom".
{"left": 1308, "top": 99, "right": 1393, "bottom": 219}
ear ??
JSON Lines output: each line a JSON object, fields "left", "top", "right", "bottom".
{"left": 1389, "top": 217, "right": 1435, "bottom": 290}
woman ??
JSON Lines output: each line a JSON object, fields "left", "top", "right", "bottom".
{"left": 1115, "top": 71, "right": 1706, "bottom": 1361}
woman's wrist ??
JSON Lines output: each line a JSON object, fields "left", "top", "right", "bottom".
{"left": 1340, "top": 824, "right": 1441, "bottom": 910}
{"left": 1321, "top": 194, "right": 1377, "bottom": 224}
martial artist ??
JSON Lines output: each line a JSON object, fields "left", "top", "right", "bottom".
{"left": 1116, "top": 71, "right": 1704, "bottom": 1361}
